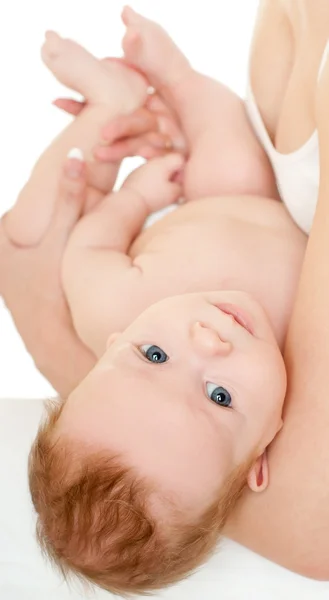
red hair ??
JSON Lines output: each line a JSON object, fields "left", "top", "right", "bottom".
{"left": 29, "top": 398, "right": 253, "bottom": 595}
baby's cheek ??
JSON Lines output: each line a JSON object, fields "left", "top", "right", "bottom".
{"left": 261, "top": 351, "right": 287, "bottom": 402}
{"left": 246, "top": 351, "right": 284, "bottom": 398}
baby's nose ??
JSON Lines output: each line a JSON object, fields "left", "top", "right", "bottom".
{"left": 191, "top": 322, "right": 232, "bottom": 357}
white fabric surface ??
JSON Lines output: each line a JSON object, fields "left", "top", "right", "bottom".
{"left": 1, "top": 397, "right": 329, "bottom": 600}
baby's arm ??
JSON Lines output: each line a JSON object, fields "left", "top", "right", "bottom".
{"left": 5, "top": 32, "right": 147, "bottom": 246}
{"left": 62, "top": 153, "right": 184, "bottom": 356}
{"left": 122, "top": 7, "right": 278, "bottom": 202}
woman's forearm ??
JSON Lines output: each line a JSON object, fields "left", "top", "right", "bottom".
{"left": 35, "top": 318, "right": 96, "bottom": 398}
{"left": 225, "top": 82, "right": 329, "bottom": 578}
{"left": 5, "top": 105, "right": 120, "bottom": 248}
{"left": 283, "top": 139, "right": 329, "bottom": 388}
{"left": 4, "top": 290, "right": 97, "bottom": 399}
{"left": 0, "top": 153, "right": 98, "bottom": 401}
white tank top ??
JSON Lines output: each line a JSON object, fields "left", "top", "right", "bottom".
{"left": 245, "top": 42, "right": 329, "bottom": 234}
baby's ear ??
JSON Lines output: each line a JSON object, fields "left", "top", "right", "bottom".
{"left": 106, "top": 332, "right": 121, "bottom": 349}
{"left": 247, "top": 451, "right": 269, "bottom": 493}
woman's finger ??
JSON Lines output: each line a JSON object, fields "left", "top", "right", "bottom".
{"left": 145, "top": 94, "right": 187, "bottom": 153}
{"left": 142, "top": 130, "right": 173, "bottom": 149}
{"left": 94, "top": 137, "right": 148, "bottom": 162}
{"left": 157, "top": 114, "right": 187, "bottom": 153}
{"left": 94, "top": 135, "right": 168, "bottom": 162}
{"left": 100, "top": 108, "right": 158, "bottom": 144}
{"left": 53, "top": 98, "right": 86, "bottom": 116}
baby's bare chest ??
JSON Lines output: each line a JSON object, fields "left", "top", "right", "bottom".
{"left": 130, "top": 196, "right": 305, "bottom": 300}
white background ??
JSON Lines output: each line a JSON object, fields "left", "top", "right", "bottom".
{"left": 2, "top": 2, "right": 329, "bottom": 600}
{"left": 0, "top": 0, "right": 258, "bottom": 398}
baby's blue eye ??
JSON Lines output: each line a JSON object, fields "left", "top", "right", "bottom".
{"left": 140, "top": 345, "right": 168, "bottom": 363}
{"left": 206, "top": 383, "right": 232, "bottom": 407}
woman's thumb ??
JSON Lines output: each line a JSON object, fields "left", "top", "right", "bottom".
{"left": 45, "top": 149, "right": 86, "bottom": 244}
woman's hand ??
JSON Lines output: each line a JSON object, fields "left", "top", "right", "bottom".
{"left": 54, "top": 92, "right": 187, "bottom": 162}
{"left": 0, "top": 157, "right": 96, "bottom": 398}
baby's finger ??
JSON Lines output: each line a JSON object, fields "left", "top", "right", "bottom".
{"left": 53, "top": 98, "right": 86, "bottom": 116}
{"left": 159, "top": 153, "right": 185, "bottom": 201}
{"left": 161, "top": 153, "right": 185, "bottom": 176}
{"left": 168, "top": 181, "right": 183, "bottom": 203}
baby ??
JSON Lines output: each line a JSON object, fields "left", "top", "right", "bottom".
{"left": 23, "top": 7, "right": 306, "bottom": 596}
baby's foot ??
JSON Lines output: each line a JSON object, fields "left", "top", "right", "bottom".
{"left": 121, "top": 6, "right": 191, "bottom": 91}
{"left": 122, "top": 153, "right": 184, "bottom": 211}
{"left": 41, "top": 31, "right": 147, "bottom": 112}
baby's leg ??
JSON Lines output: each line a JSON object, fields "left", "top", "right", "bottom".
{"left": 122, "top": 7, "right": 277, "bottom": 201}
{"left": 6, "top": 32, "right": 147, "bottom": 245}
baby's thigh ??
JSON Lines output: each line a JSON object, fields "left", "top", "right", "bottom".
{"left": 184, "top": 119, "right": 277, "bottom": 202}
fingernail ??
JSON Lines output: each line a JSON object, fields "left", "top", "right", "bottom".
{"left": 65, "top": 148, "right": 84, "bottom": 178}
{"left": 67, "top": 147, "right": 84, "bottom": 160}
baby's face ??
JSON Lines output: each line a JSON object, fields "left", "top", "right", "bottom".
{"left": 58, "top": 291, "right": 286, "bottom": 512}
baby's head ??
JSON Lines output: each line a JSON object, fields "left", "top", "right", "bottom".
{"left": 29, "top": 291, "right": 286, "bottom": 595}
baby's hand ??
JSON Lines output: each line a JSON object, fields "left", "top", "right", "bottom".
{"left": 122, "top": 154, "right": 185, "bottom": 211}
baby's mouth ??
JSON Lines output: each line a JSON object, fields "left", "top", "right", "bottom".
{"left": 214, "top": 303, "right": 254, "bottom": 336}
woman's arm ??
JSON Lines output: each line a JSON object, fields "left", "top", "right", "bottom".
{"left": 225, "top": 58, "right": 329, "bottom": 580}
{"left": 0, "top": 103, "right": 182, "bottom": 398}
{"left": 0, "top": 158, "right": 97, "bottom": 398}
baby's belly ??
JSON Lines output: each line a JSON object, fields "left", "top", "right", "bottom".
{"left": 132, "top": 194, "right": 303, "bottom": 254}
